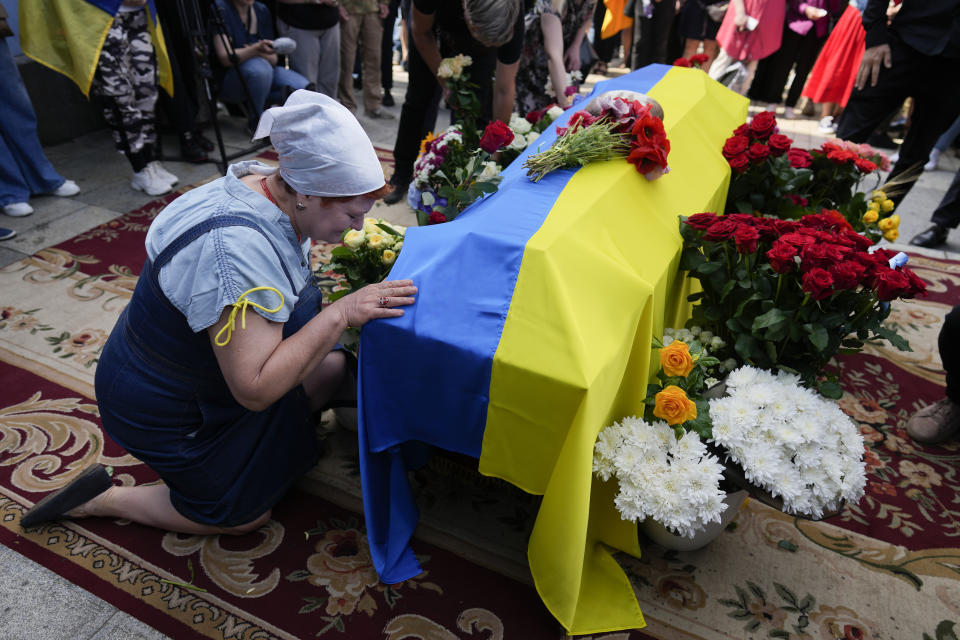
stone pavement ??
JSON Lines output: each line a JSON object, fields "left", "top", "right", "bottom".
{"left": 0, "top": 65, "right": 957, "bottom": 640}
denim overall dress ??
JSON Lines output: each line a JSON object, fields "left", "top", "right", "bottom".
{"left": 94, "top": 215, "right": 322, "bottom": 527}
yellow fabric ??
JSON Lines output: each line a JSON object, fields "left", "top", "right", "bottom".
{"left": 479, "top": 67, "right": 748, "bottom": 634}
{"left": 19, "top": 0, "right": 173, "bottom": 98}
{"left": 214, "top": 287, "right": 285, "bottom": 347}
{"left": 601, "top": 0, "right": 634, "bottom": 40}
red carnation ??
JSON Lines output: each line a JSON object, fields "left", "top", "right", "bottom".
{"left": 854, "top": 157, "right": 878, "bottom": 173}
{"left": 728, "top": 154, "right": 750, "bottom": 173}
{"left": 748, "top": 142, "right": 771, "bottom": 163}
{"left": 684, "top": 212, "right": 719, "bottom": 230}
{"left": 768, "top": 133, "right": 793, "bottom": 156}
{"left": 428, "top": 211, "right": 448, "bottom": 224}
{"left": 875, "top": 269, "right": 912, "bottom": 301}
{"left": 673, "top": 57, "right": 692, "bottom": 67}
{"left": 479, "top": 120, "right": 514, "bottom": 153}
{"left": 722, "top": 135, "right": 750, "bottom": 159}
{"left": 767, "top": 242, "right": 798, "bottom": 273}
{"left": 690, "top": 53, "right": 709, "bottom": 65}
{"left": 787, "top": 148, "right": 813, "bottom": 168}
{"left": 734, "top": 225, "right": 760, "bottom": 254}
{"left": 750, "top": 111, "right": 778, "bottom": 139}
{"left": 802, "top": 268, "right": 835, "bottom": 300}
{"left": 826, "top": 147, "right": 857, "bottom": 165}
{"left": 704, "top": 218, "right": 740, "bottom": 241}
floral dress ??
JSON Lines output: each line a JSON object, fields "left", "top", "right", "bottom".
{"left": 515, "top": 0, "right": 596, "bottom": 115}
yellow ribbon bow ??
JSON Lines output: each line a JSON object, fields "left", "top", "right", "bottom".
{"left": 214, "top": 286, "right": 285, "bottom": 347}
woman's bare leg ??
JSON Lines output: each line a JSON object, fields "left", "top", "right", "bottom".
{"left": 69, "top": 484, "right": 270, "bottom": 535}
{"left": 621, "top": 26, "right": 633, "bottom": 69}
{"left": 702, "top": 40, "right": 718, "bottom": 73}
{"left": 302, "top": 350, "right": 348, "bottom": 412}
{"left": 682, "top": 38, "right": 701, "bottom": 59}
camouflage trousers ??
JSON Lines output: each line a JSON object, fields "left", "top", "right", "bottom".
{"left": 91, "top": 9, "right": 157, "bottom": 155}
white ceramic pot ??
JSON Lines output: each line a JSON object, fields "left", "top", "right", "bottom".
{"left": 639, "top": 489, "right": 748, "bottom": 551}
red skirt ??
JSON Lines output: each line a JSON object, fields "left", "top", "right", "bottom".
{"left": 801, "top": 5, "right": 865, "bottom": 106}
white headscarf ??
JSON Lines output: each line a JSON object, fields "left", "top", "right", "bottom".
{"left": 252, "top": 90, "right": 385, "bottom": 197}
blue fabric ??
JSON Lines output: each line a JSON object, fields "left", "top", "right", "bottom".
{"left": 145, "top": 161, "right": 311, "bottom": 332}
{"left": 0, "top": 39, "right": 65, "bottom": 206}
{"left": 357, "top": 65, "right": 672, "bottom": 584}
{"left": 96, "top": 215, "right": 322, "bottom": 527}
{"left": 219, "top": 58, "right": 310, "bottom": 116}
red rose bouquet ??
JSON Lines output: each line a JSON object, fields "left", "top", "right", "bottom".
{"left": 721, "top": 112, "right": 903, "bottom": 239}
{"left": 679, "top": 210, "right": 926, "bottom": 396}
{"left": 523, "top": 95, "right": 670, "bottom": 182}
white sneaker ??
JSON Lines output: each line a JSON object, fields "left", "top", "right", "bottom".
{"left": 766, "top": 103, "right": 779, "bottom": 113}
{"left": 817, "top": 116, "right": 836, "bottom": 134}
{"left": 925, "top": 148, "right": 941, "bottom": 171}
{"left": 783, "top": 106, "right": 796, "bottom": 119}
{"left": 131, "top": 168, "right": 173, "bottom": 196}
{"left": 147, "top": 161, "right": 178, "bottom": 187}
{"left": 3, "top": 202, "right": 33, "bottom": 217}
{"left": 52, "top": 179, "right": 80, "bottom": 197}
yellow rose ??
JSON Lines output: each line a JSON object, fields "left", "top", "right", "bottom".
{"left": 878, "top": 217, "right": 895, "bottom": 231}
{"left": 653, "top": 385, "right": 698, "bottom": 426}
{"left": 883, "top": 228, "right": 899, "bottom": 242}
{"left": 660, "top": 340, "right": 695, "bottom": 377}
{"left": 380, "top": 233, "right": 396, "bottom": 248}
{"left": 363, "top": 218, "right": 381, "bottom": 234}
{"left": 881, "top": 199, "right": 895, "bottom": 212}
{"left": 887, "top": 214, "right": 900, "bottom": 228}
{"left": 382, "top": 249, "right": 397, "bottom": 265}
{"left": 343, "top": 229, "right": 364, "bottom": 249}
{"left": 367, "top": 233, "right": 384, "bottom": 249}
{"left": 867, "top": 201, "right": 880, "bottom": 212}
{"left": 872, "top": 190, "right": 886, "bottom": 201}
{"left": 861, "top": 210, "right": 879, "bottom": 224}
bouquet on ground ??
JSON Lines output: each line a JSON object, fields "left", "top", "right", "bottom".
{"left": 709, "top": 366, "right": 867, "bottom": 519}
{"left": 721, "top": 111, "right": 905, "bottom": 240}
{"left": 672, "top": 53, "right": 710, "bottom": 69}
{"left": 523, "top": 92, "right": 671, "bottom": 182}
{"left": 679, "top": 209, "right": 927, "bottom": 396}
{"left": 594, "top": 336, "right": 729, "bottom": 539}
{"left": 324, "top": 217, "right": 405, "bottom": 302}
{"left": 409, "top": 120, "right": 515, "bottom": 225}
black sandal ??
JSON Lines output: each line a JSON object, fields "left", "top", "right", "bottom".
{"left": 20, "top": 464, "right": 113, "bottom": 528}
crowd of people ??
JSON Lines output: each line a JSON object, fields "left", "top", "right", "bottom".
{"left": 4, "top": 0, "right": 960, "bottom": 536}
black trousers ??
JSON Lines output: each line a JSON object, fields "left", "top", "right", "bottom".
{"left": 381, "top": 0, "right": 400, "bottom": 92}
{"left": 932, "top": 168, "right": 960, "bottom": 229}
{"left": 592, "top": 0, "right": 619, "bottom": 63}
{"left": 748, "top": 25, "right": 825, "bottom": 108}
{"left": 391, "top": 24, "right": 497, "bottom": 184}
{"left": 632, "top": 0, "right": 675, "bottom": 68}
{"left": 941, "top": 305, "right": 960, "bottom": 404}
{"left": 836, "top": 37, "right": 960, "bottom": 206}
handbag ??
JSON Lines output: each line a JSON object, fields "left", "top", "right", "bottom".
{"left": 579, "top": 37, "right": 599, "bottom": 75}
{"left": 704, "top": 1, "right": 730, "bottom": 22}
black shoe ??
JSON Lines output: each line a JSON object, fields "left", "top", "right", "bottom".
{"left": 180, "top": 133, "right": 210, "bottom": 163}
{"left": 866, "top": 131, "right": 898, "bottom": 150}
{"left": 383, "top": 178, "right": 409, "bottom": 205}
{"left": 909, "top": 224, "right": 950, "bottom": 248}
{"left": 382, "top": 92, "right": 395, "bottom": 107}
{"left": 193, "top": 129, "right": 215, "bottom": 152}
{"left": 20, "top": 464, "right": 113, "bottom": 528}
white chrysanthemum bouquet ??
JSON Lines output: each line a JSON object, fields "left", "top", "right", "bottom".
{"left": 709, "top": 366, "right": 867, "bottom": 519}
{"left": 594, "top": 417, "right": 728, "bottom": 538}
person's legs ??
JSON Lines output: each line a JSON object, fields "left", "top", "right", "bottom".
{"left": 219, "top": 57, "right": 274, "bottom": 119}
{"left": 0, "top": 39, "right": 65, "bottom": 205}
{"left": 73, "top": 483, "right": 271, "bottom": 535}
{"left": 285, "top": 24, "right": 322, "bottom": 90}
{"left": 906, "top": 304, "right": 960, "bottom": 443}
{"left": 748, "top": 25, "right": 798, "bottom": 106}
{"left": 338, "top": 13, "right": 362, "bottom": 111}
{"left": 380, "top": 0, "right": 399, "bottom": 98}
{"left": 935, "top": 113, "right": 960, "bottom": 153}
{"left": 267, "top": 66, "right": 310, "bottom": 106}
{"left": 360, "top": 12, "right": 385, "bottom": 113}
{"left": 930, "top": 168, "right": 960, "bottom": 229}
{"left": 784, "top": 32, "right": 824, "bottom": 108}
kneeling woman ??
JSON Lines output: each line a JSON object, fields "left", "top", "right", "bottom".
{"left": 21, "top": 91, "right": 416, "bottom": 535}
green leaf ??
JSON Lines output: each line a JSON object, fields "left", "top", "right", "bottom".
{"left": 818, "top": 380, "right": 843, "bottom": 399}
{"left": 330, "top": 246, "right": 355, "bottom": 259}
{"left": 808, "top": 325, "right": 829, "bottom": 352}
{"left": 876, "top": 325, "right": 912, "bottom": 351}
{"left": 935, "top": 620, "right": 958, "bottom": 640}
{"left": 735, "top": 334, "right": 760, "bottom": 361}
{"left": 752, "top": 308, "right": 788, "bottom": 331}
{"left": 685, "top": 400, "right": 714, "bottom": 439}
{"left": 696, "top": 261, "right": 724, "bottom": 275}
{"left": 376, "top": 222, "right": 403, "bottom": 237}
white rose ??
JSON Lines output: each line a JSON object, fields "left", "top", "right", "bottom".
{"left": 509, "top": 114, "right": 532, "bottom": 135}
{"left": 343, "top": 229, "right": 364, "bottom": 249}
{"left": 478, "top": 161, "right": 500, "bottom": 181}
{"left": 525, "top": 131, "right": 540, "bottom": 145}
{"left": 546, "top": 106, "right": 564, "bottom": 120}
{"left": 507, "top": 134, "right": 527, "bottom": 152}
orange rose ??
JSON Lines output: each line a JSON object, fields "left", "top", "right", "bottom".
{"left": 660, "top": 341, "right": 695, "bottom": 377}
{"left": 654, "top": 385, "right": 698, "bottom": 426}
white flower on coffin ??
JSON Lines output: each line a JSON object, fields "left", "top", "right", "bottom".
{"left": 509, "top": 113, "right": 532, "bottom": 135}
{"left": 478, "top": 161, "right": 501, "bottom": 181}
{"left": 709, "top": 366, "right": 866, "bottom": 519}
{"left": 546, "top": 105, "right": 564, "bottom": 120}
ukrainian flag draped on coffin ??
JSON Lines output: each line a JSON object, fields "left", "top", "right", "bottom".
{"left": 19, "top": 0, "right": 172, "bottom": 98}
{"left": 357, "top": 65, "right": 748, "bottom": 634}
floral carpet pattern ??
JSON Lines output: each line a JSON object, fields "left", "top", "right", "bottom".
{"left": 0, "top": 162, "right": 958, "bottom": 638}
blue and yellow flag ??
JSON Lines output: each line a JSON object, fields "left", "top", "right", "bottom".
{"left": 358, "top": 65, "right": 748, "bottom": 634}
{"left": 19, "top": 0, "right": 172, "bottom": 98}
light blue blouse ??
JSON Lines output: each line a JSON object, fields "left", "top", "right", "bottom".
{"left": 145, "top": 161, "right": 312, "bottom": 333}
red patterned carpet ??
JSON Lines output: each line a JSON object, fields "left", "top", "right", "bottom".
{"left": 0, "top": 156, "right": 958, "bottom": 638}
